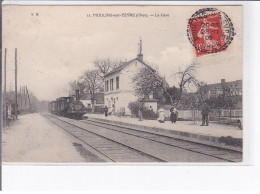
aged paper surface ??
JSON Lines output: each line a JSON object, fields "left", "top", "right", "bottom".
{"left": 2, "top": 5, "right": 243, "bottom": 163}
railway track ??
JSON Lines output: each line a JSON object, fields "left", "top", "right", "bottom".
{"left": 44, "top": 114, "right": 166, "bottom": 162}
{"left": 44, "top": 113, "right": 242, "bottom": 162}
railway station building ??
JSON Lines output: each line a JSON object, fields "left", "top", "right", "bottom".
{"left": 103, "top": 40, "right": 158, "bottom": 115}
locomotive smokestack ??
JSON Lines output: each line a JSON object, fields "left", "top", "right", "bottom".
{"left": 75, "top": 89, "right": 80, "bottom": 101}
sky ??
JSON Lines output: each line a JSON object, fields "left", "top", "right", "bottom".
{"left": 2, "top": 5, "right": 243, "bottom": 101}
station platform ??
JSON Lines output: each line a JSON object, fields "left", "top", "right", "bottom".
{"left": 84, "top": 113, "right": 243, "bottom": 151}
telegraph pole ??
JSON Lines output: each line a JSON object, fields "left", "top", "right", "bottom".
{"left": 26, "top": 86, "right": 31, "bottom": 112}
{"left": 20, "top": 85, "right": 22, "bottom": 111}
{"left": 24, "top": 86, "right": 27, "bottom": 109}
{"left": 3, "top": 48, "right": 7, "bottom": 126}
{"left": 22, "top": 86, "right": 26, "bottom": 109}
{"left": 15, "top": 48, "right": 18, "bottom": 119}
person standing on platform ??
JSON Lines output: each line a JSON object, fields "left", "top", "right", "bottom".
{"left": 201, "top": 102, "right": 210, "bottom": 126}
{"left": 158, "top": 107, "right": 166, "bottom": 123}
{"left": 170, "top": 106, "right": 178, "bottom": 124}
{"left": 104, "top": 106, "right": 108, "bottom": 117}
{"left": 139, "top": 105, "right": 143, "bottom": 121}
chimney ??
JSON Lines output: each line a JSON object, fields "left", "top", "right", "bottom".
{"left": 221, "top": 79, "right": 226, "bottom": 84}
{"left": 75, "top": 89, "right": 80, "bottom": 101}
{"left": 137, "top": 38, "right": 143, "bottom": 62}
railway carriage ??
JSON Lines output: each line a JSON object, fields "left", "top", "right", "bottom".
{"left": 48, "top": 101, "right": 57, "bottom": 114}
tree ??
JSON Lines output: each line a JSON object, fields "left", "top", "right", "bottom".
{"left": 221, "top": 83, "right": 234, "bottom": 116}
{"left": 69, "top": 80, "right": 85, "bottom": 98}
{"left": 132, "top": 67, "right": 176, "bottom": 105}
{"left": 93, "top": 58, "right": 122, "bottom": 77}
{"left": 195, "top": 81, "right": 236, "bottom": 111}
{"left": 163, "top": 86, "right": 180, "bottom": 105}
{"left": 176, "top": 62, "right": 199, "bottom": 101}
{"left": 196, "top": 81, "right": 209, "bottom": 103}
{"left": 79, "top": 69, "right": 103, "bottom": 112}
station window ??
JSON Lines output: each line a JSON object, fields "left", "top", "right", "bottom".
{"left": 116, "top": 76, "right": 119, "bottom": 89}
{"left": 105, "top": 80, "right": 109, "bottom": 91}
{"left": 110, "top": 78, "right": 113, "bottom": 91}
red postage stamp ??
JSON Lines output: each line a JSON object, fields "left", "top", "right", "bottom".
{"left": 187, "top": 8, "right": 235, "bottom": 57}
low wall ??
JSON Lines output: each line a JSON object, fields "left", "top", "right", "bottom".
{"left": 174, "top": 109, "right": 243, "bottom": 121}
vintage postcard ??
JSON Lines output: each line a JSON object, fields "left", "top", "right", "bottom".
{"left": 2, "top": 4, "right": 243, "bottom": 163}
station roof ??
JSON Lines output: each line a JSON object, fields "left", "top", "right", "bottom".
{"left": 104, "top": 58, "right": 153, "bottom": 77}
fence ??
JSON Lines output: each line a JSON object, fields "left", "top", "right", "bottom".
{"left": 176, "top": 109, "right": 242, "bottom": 122}
{"left": 221, "top": 110, "right": 243, "bottom": 117}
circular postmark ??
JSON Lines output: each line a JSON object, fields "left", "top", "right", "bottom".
{"left": 187, "top": 8, "right": 235, "bottom": 56}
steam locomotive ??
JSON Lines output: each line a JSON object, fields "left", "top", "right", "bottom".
{"left": 48, "top": 90, "right": 87, "bottom": 120}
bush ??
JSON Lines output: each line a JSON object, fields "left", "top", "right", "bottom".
{"left": 128, "top": 101, "right": 141, "bottom": 118}
{"left": 142, "top": 107, "right": 158, "bottom": 120}
{"left": 128, "top": 101, "right": 158, "bottom": 120}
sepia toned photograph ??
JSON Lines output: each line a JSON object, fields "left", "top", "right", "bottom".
{"left": 1, "top": 5, "right": 243, "bottom": 163}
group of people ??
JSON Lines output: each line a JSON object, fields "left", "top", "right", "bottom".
{"left": 157, "top": 102, "right": 210, "bottom": 126}
{"left": 104, "top": 102, "right": 211, "bottom": 126}
{"left": 158, "top": 106, "right": 178, "bottom": 124}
